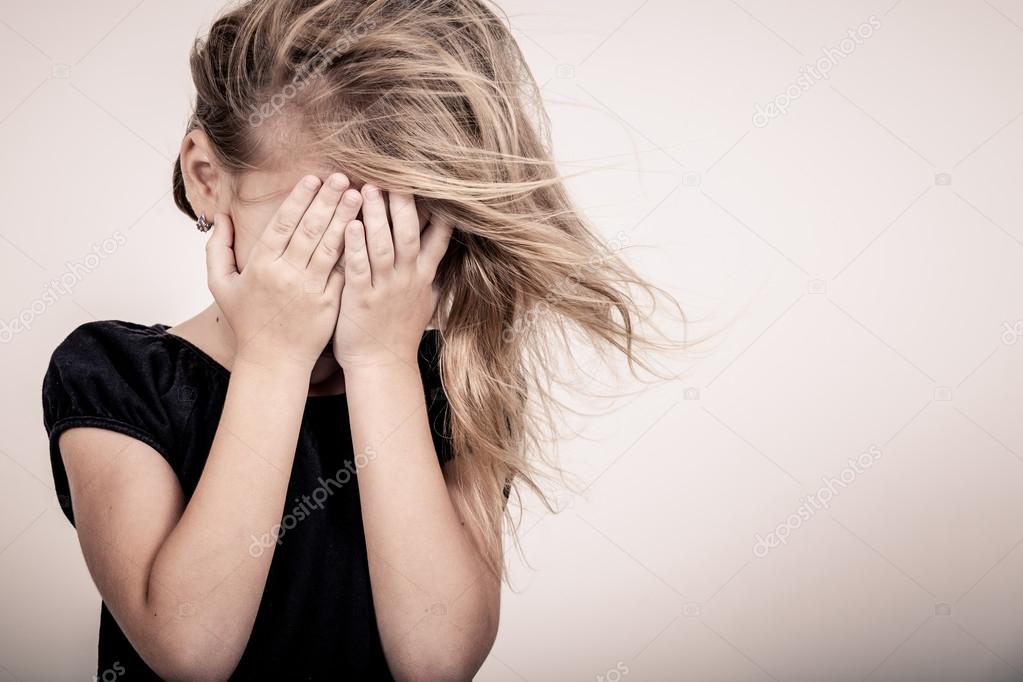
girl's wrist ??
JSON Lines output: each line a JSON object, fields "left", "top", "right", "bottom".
{"left": 232, "top": 353, "right": 315, "bottom": 385}
{"left": 341, "top": 359, "right": 420, "bottom": 386}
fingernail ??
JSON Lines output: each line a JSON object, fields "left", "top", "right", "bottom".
{"left": 304, "top": 176, "right": 321, "bottom": 189}
{"left": 364, "top": 185, "right": 380, "bottom": 198}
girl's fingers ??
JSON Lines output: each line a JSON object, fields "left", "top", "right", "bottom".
{"left": 344, "top": 220, "right": 372, "bottom": 287}
{"left": 418, "top": 217, "right": 454, "bottom": 278}
{"left": 360, "top": 184, "right": 394, "bottom": 274}
{"left": 307, "top": 209, "right": 348, "bottom": 286}
{"left": 254, "top": 175, "right": 322, "bottom": 260}
{"left": 205, "top": 212, "right": 238, "bottom": 298}
{"left": 283, "top": 173, "right": 348, "bottom": 269}
{"left": 325, "top": 261, "right": 344, "bottom": 300}
{"left": 325, "top": 188, "right": 363, "bottom": 248}
{"left": 389, "top": 191, "right": 420, "bottom": 268}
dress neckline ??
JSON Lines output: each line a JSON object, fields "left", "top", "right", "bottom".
{"left": 153, "top": 323, "right": 355, "bottom": 400}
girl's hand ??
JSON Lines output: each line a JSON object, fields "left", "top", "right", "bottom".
{"left": 206, "top": 173, "right": 364, "bottom": 370}
{"left": 333, "top": 185, "right": 452, "bottom": 370}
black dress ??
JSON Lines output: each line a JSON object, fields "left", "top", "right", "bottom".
{"left": 41, "top": 320, "right": 454, "bottom": 680}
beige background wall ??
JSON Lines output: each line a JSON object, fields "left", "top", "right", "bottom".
{"left": 2, "top": 0, "right": 1023, "bottom": 680}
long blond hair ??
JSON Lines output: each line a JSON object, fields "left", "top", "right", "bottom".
{"left": 173, "top": 0, "right": 685, "bottom": 580}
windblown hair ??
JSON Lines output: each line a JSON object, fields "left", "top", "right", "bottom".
{"left": 173, "top": 0, "right": 684, "bottom": 580}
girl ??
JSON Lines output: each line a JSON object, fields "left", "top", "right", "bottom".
{"left": 42, "top": 0, "right": 679, "bottom": 679}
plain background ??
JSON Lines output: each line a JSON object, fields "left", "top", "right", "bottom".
{"left": 2, "top": 0, "right": 1023, "bottom": 679}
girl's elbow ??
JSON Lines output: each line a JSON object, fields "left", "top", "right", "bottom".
{"left": 391, "top": 657, "right": 483, "bottom": 682}
{"left": 139, "top": 630, "right": 241, "bottom": 682}
{"left": 391, "top": 624, "right": 498, "bottom": 682}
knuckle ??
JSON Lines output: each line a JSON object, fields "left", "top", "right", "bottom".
{"left": 272, "top": 217, "right": 294, "bottom": 234}
{"left": 298, "top": 223, "right": 321, "bottom": 241}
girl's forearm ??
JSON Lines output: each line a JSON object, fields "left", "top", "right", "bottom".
{"left": 345, "top": 362, "right": 497, "bottom": 681}
{"left": 146, "top": 358, "right": 310, "bottom": 678}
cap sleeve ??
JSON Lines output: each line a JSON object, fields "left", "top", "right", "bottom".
{"left": 41, "top": 321, "right": 178, "bottom": 525}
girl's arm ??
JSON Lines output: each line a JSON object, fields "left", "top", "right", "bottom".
{"left": 335, "top": 185, "right": 500, "bottom": 681}
{"left": 60, "top": 359, "right": 311, "bottom": 681}
{"left": 345, "top": 364, "right": 500, "bottom": 681}
{"left": 59, "top": 174, "right": 361, "bottom": 681}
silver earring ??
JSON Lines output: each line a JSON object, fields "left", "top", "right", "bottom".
{"left": 196, "top": 212, "right": 213, "bottom": 232}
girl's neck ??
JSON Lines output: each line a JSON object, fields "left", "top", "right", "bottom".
{"left": 169, "top": 303, "right": 346, "bottom": 396}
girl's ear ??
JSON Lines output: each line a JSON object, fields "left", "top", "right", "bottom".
{"left": 179, "top": 129, "right": 225, "bottom": 218}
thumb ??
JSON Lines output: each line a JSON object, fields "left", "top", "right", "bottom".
{"left": 205, "top": 212, "right": 238, "bottom": 298}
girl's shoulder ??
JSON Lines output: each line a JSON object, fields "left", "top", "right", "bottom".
{"left": 44, "top": 318, "right": 221, "bottom": 399}
{"left": 49, "top": 318, "right": 171, "bottom": 358}
{"left": 42, "top": 320, "right": 224, "bottom": 461}
{"left": 42, "top": 319, "right": 226, "bottom": 525}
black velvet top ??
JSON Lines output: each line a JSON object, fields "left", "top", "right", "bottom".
{"left": 41, "top": 320, "right": 454, "bottom": 680}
